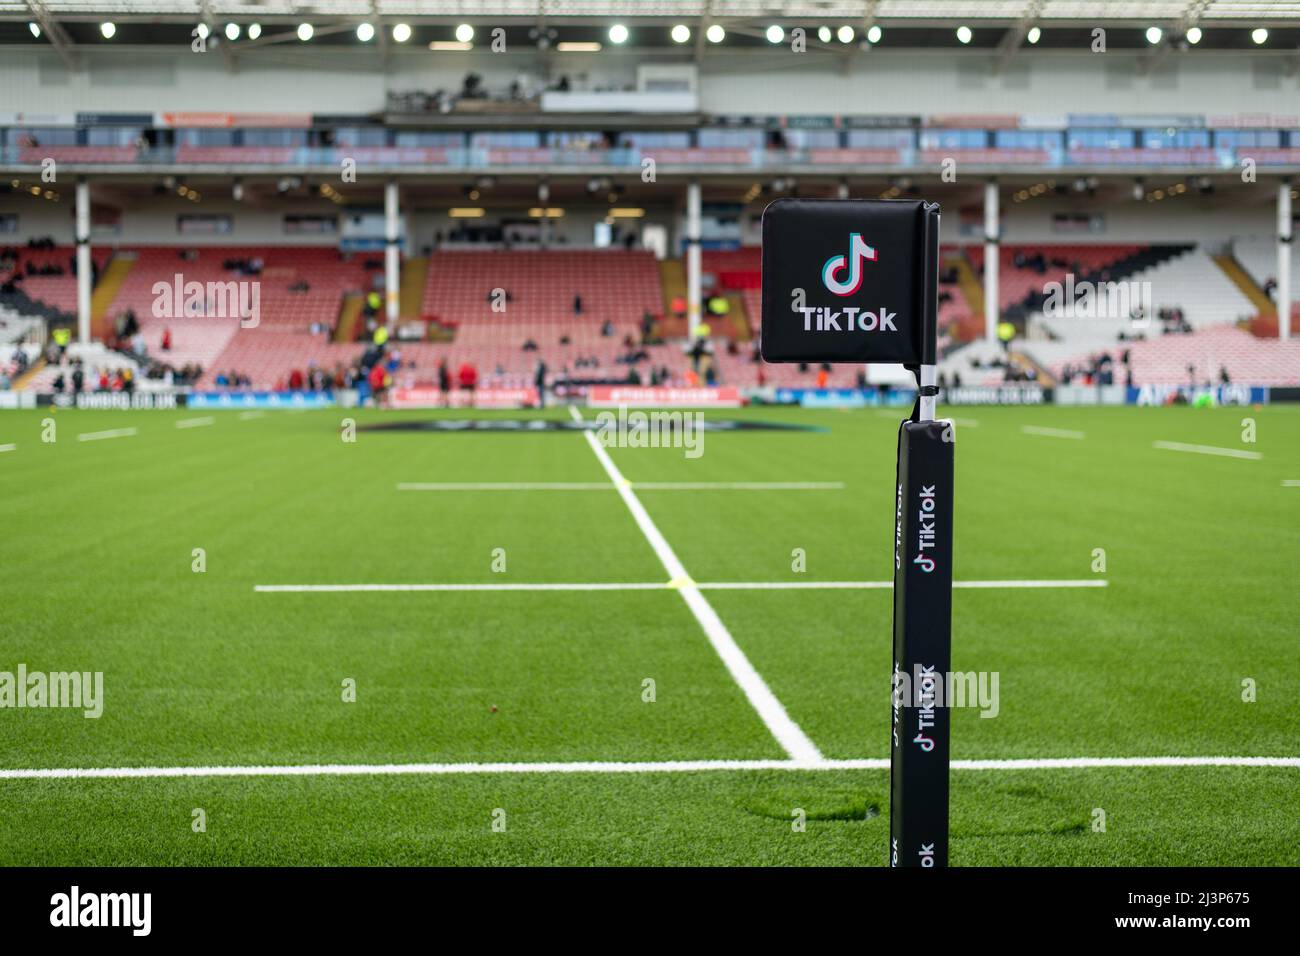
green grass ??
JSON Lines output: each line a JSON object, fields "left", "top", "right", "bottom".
{"left": 0, "top": 402, "right": 1296, "bottom": 865}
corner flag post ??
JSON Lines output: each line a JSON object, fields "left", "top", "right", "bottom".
{"left": 759, "top": 198, "right": 953, "bottom": 868}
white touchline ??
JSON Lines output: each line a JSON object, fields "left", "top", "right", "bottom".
{"left": 568, "top": 404, "right": 823, "bottom": 763}
{"left": 238, "top": 411, "right": 266, "bottom": 420}
{"left": 255, "top": 582, "right": 668, "bottom": 592}
{"left": 1284, "top": 480, "right": 1300, "bottom": 487}
{"left": 175, "top": 416, "right": 215, "bottom": 429}
{"left": 1153, "top": 440, "right": 1262, "bottom": 461}
{"left": 400, "top": 482, "right": 612, "bottom": 491}
{"left": 77, "top": 427, "right": 138, "bottom": 442}
{"left": 635, "top": 481, "right": 844, "bottom": 490}
{"left": 1, "top": 755, "right": 1295, "bottom": 780}
{"left": 704, "top": 579, "right": 1109, "bottom": 590}
{"left": 396, "top": 481, "right": 844, "bottom": 491}
{"left": 1021, "top": 425, "right": 1085, "bottom": 440}
{"left": 255, "top": 579, "right": 1108, "bottom": 593}
{"left": 0, "top": 443, "right": 15, "bottom": 453}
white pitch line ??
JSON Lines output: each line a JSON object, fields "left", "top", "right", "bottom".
{"left": 399, "top": 482, "right": 612, "bottom": 491}
{"left": 569, "top": 404, "right": 822, "bottom": 763}
{"left": 255, "top": 579, "right": 1108, "bottom": 593}
{"left": 635, "top": 481, "right": 844, "bottom": 491}
{"left": 1154, "top": 440, "right": 1262, "bottom": 461}
{"left": 255, "top": 582, "right": 667, "bottom": 593}
{"left": 77, "top": 427, "right": 138, "bottom": 443}
{"left": 1, "top": 755, "right": 1295, "bottom": 780}
{"left": 0, "top": 443, "right": 15, "bottom": 453}
{"left": 175, "top": 416, "right": 215, "bottom": 429}
{"left": 703, "top": 579, "right": 1109, "bottom": 591}
{"left": 238, "top": 411, "right": 266, "bottom": 421}
{"left": 396, "top": 481, "right": 844, "bottom": 491}
{"left": 1021, "top": 425, "right": 1085, "bottom": 440}
{"left": 1283, "top": 480, "right": 1300, "bottom": 487}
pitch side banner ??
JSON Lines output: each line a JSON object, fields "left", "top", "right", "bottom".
{"left": 760, "top": 198, "right": 940, "bottom": 366}
{"left": 388, "top": 387, "right": 539, "bottom": 409}
{"left": 586, "top": 386, "right": 742, "bottom": 408}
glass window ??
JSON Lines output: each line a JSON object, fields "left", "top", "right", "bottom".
{"left": 845, "top": 129, "right": 913, "bottom": 149}
{"left": 242, "top": 129, "right": 307, "bottom": 147}
{"left": 470, "top": 131, "right": 541, "bottom": 149}
{"left": 698, "top": 128, "right": 764, "bottom": 149}
{"left": 1214, "top": 129, "right": 1281, "bottom": 148}
{"left": 177, "top": 128, "right": 236, "bottom": 146}
{"left": 86, "top": 127, "right": 142, "bottom": 146}
{"left": 778, "top": 129, "right": 840, "bottom": 149}
{"left": 618, "top": 131, "right": 690, "bottom": 149}
{"left": 393, "top": 131, "right": 463, "bottom": 147}
{"left": 1140, "top": 128, "right": 1210, "bottom": 148}
{"left": 1067, "top": 128, "right": 1135, "bottom": 150}
{"left": 334, "top": 127, "right": 389, "bottom": 147}
{"left": 919, "top": 128, "right": 987, "bottom": 150}
{"left": 993, "top": 130, "right": 1057, "bottom": 150}
{"left": 13, "top": 127, "right": 78, "bottom": 146}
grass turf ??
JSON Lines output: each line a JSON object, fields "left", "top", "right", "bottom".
{"left": 0, "top": 402, "right": 1296, "bottom": 865}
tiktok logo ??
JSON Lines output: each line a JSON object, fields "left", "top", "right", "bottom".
{"left": 821, "top": 232, "right": 877, "bottom": 296}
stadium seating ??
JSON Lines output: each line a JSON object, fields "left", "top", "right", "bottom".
{"left": 105, "top": 246, "right": 378, "bottom": 331}
{"left": 964, "top": 244, "right": 1142, "bottom": 311}
{"left": 1024, "top": 325, "right": 1300, "bottom": 387}
{"left": 1231, "top": 238, "right": 1299, "bottom": 309}
{"left": 421, "top": 249, "right": 662, "bottom": 325}
{"left": 0, "top": 245, "right": 110, "bottom": 316}
{"left": 1122, "top": 248, "right": 1257, "bottom": 329}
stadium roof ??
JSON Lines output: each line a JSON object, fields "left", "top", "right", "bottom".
{"left": 2, "top": 1, "right": 1299, "bottom": 23}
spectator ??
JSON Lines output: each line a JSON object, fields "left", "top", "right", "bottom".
{"left": 458, "top": 361, "right": 478, "bottom": 406}
{"left": 438, "top": 358, "right": 451, "bottom": 403}
{"left": 368, "top": 361, "right": 389, "bottom": 407}
{"left": 534, "top": 359, "right": 548, "bottom": 409}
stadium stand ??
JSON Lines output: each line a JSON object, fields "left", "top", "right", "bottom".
{"left": 1, "top": 244, "right": 110, "bottom": 316}
{"left": 1232, "top": 237, "right": 1300, "bottom": 310}
{"left": 420, "top": 249, "right": 662, "bottom": 326}
{"left": 965, "top": 244, "right": 1143, "bottom": 311}
{"left": 1025, "top": 325, "right": 1300, "bottom": 387}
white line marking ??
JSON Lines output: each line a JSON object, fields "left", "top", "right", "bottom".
{"left": 1021, "top": 425, "right": 1085, "bottom": 440}
{"left": 1, "top": 755, "right": 1295, "bottom": 780}
{"left": 0, "top": 443, "right": 15, "bottom": 453}
{"left": 396, "top": 481, "right": 843, "bottom": 491}
{"left": 704, "top": 579, "right": 1109, "bottom": 590}
{"left": 238, "top": 411, "right": 266, "bottom": 420}
{"left": 1283, "top": 480, "right": 1300, "bottom": 487}
{"left": 77, "top": 427, "right": 138, "bottom": 443}
{"left": 399, "top": 482, "right": 611, "bottom": 491}
{"left": 175, "top": 416, "right": 215, "bottom": 429}
{"left": 255, "top": 579, "right": 1108, "bottom": 593}
{"left": 569, "top": 403, "right": 822, "bottom": 762}
{"left": 255, "top": 582, "right": 668, "bottom": 593}
{"left": 1154, "top": 440, "right": 1262, "bottom": 460}
{"left": 635, "top": 481, "right": 845, "bottom": 491}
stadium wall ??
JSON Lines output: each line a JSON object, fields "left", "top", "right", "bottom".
{"left": 1, "top": 196, "right": 1279, "bottom": 249}
{"left": 1, "top": 47, "right": 1296, "bottom": 118}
